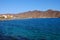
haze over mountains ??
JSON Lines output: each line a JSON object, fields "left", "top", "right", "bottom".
{"left": 0, "top": 9, "right": 60, "bottom": 19}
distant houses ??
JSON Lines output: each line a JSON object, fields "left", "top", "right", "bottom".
{"left": 0, "top": 15, "right": 14, "bottom": 19}
{"left": 2, "top": 15, "right": 7, "bottom": 18}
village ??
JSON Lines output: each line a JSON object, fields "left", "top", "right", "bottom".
{"left": 0, "top": 15, "right": 15, "bottom": 20}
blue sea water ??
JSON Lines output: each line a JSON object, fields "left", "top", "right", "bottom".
{"left": 0, "top": 18, "right": 60, "bottom": 40}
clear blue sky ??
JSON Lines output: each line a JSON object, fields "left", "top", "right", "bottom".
{"left": 0, "top": 0, "right": 60, "bottom": 14}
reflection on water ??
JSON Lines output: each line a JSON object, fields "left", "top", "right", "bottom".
{"left": 0, "top": 18, "right": 60, "bottom": 40}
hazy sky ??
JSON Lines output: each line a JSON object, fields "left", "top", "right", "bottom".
{"left": 0, "top": 0, "right": 60, "bottom": 14}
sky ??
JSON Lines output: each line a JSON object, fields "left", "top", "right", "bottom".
{"left": 0, "top": 0, "right": 60, "bottom": 14}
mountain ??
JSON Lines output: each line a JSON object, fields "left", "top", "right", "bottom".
{"left": 0, "top": 9, "right": 60, "bottom": 19}
{"left": 14, "top": 10, "right": 60, "bottom": 18}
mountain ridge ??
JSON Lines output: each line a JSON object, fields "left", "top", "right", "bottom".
{"left": 15, "top": 9, "right": 60, "bottom": 18}
{"left": 0, "top": 9, "right": 60, "bottom": 19}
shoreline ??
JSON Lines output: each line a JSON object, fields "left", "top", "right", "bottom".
{"left": 0, "top": 17, "right": 59, "bottom": 21}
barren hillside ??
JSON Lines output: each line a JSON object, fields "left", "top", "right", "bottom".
{"left": 0, "top": 10, "right": 60, "bottom": 19}
{"left": 14, "top": 10, "right": 60, "bottom": 18}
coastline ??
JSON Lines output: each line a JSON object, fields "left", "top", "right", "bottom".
{"left": 0, "top": 17, "right": 59, "bottom": 21}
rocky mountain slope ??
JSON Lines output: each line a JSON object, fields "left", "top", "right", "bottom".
{"left": 14, "top": 10, "right": 60, "bottom": 18}
{"left": 0, "top": 10, "right": 60, "bottom": 19}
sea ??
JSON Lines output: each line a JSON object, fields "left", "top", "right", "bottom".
{"left": 0, "top": 18, "right": 60, "bottom": 40}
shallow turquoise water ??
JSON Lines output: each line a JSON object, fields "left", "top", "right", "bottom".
{"left": 0, "top": 18, "right": 60, "bottom": 40}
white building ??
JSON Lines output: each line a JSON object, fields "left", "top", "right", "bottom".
{"left": 2, "top": 15, "right": 7, "bottom": 18}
